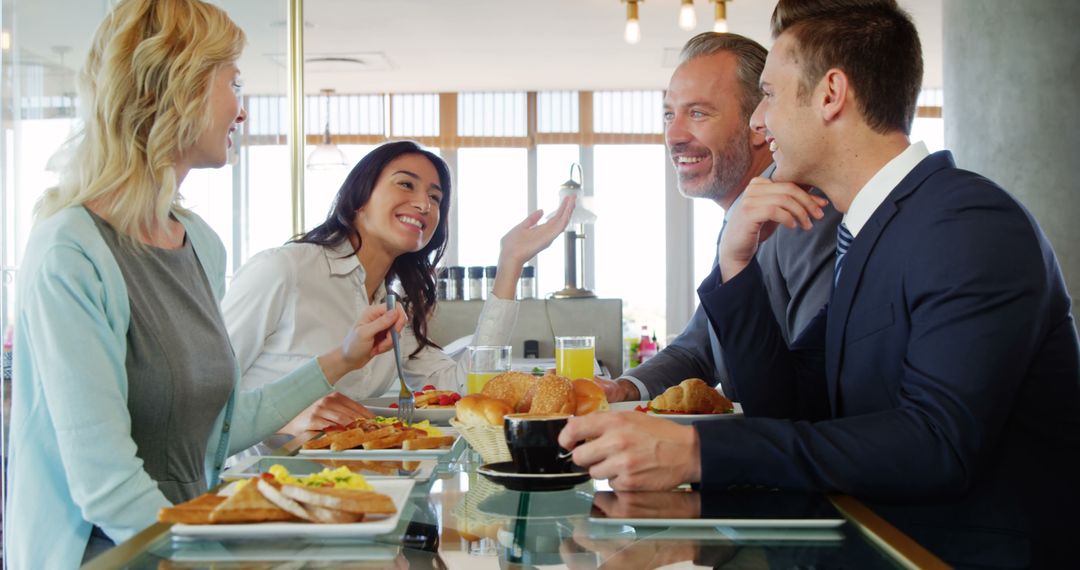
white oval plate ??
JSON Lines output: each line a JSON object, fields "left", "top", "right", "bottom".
{"left": 360, "top": 396, "right": 456, "bottom": 424}
{"left": 608, "top": 400, "right": 743, "bottom": 425}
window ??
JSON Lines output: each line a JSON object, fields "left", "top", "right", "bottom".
{"left": 692, "top": 200, "right": 725, "bottom": 294}
{"left": 593, "top": 144, "right": 668, "bottom": 343}
{"left": 536, "top": 144, "right": 580, "bottom": 297}
{"left": 455, "top": 148, "right": 528, "bottom": 268}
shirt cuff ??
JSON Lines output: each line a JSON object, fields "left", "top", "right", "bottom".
{"left": 473, "top": 295, "right": 519, "bottom": 346}
{"left": 617, "top": 375, "right": 650, "bottom": 401}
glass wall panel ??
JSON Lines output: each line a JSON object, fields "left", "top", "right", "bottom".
{"left": 593, "top": 144, "right": 667, "bottom": 342}
{"left": 455, "top": 148, "right": 528, "bottom": 270}
{"left": 536, "top": 144, "right": 580, "bottom": 298}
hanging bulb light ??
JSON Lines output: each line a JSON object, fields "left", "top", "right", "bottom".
{"left": 306, "top": 88, "right": 347, "bottom": 170}
{"left": 679, "top": 0, "right": 697, "bottom": 31}
{"left": 624, "top": 0, "right": 641, "bottom": 45}
{"left": 712, "top": 0, "right": 729, "bottom": 33}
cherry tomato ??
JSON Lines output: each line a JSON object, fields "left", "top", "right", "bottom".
{"left": 389, "top": 402, "right": 399, "bottom": 409}
{"left": 260, "top": 472, "right": 275, "bottom": 481}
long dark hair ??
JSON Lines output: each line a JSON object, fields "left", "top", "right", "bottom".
{"left": 293, "top": 140, "right": 451, "bottom": 357}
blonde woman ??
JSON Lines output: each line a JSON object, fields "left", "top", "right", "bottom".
{"left": 4, "top": 0, "right": 404, "bottom": 566}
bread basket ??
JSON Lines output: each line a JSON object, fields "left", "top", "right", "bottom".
{"left": 449, "top": 418, "right": 512, "bottom": 464}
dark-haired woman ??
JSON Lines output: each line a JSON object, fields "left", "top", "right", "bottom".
{"left": 222, "top": 140, "right": 574, "bottom": 436}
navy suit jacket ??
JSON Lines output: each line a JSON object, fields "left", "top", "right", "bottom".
{"left": 696, "top": 152, "right": 1080, "bottom": 567}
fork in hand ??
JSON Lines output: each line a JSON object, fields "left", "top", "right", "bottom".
{"left": 385, "top": 292, "right": 414, "bottom": 425}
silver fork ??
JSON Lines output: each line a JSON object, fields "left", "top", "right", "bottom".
{"left": 386, "top": 292, "right": 414, "bottom": 425}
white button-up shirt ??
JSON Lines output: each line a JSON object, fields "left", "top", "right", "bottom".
{"left": 222, "top": 240, "right": 518, "bottom": 398}
{"left": 843, "top": 141, "right": 930, "bottom": 237}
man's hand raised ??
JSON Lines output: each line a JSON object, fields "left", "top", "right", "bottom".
{"left": 719, "top": 178, "right": 829, "bottom": 283}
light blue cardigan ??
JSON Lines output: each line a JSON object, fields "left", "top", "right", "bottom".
{"left": 4, "top": 207, "right": 332, "bottom": 569}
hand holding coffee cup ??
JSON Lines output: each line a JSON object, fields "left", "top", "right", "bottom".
{"left": 503, "top": 413, "right": 577, "bottom": 474}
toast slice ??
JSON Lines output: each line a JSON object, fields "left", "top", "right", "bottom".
{"left": 304, "top": 503, "right": 366, "bottom": 523}
{"left": 256, "top": 479, "right": 315, "bottom": 521}
{"left": 330, "top": 425, "right": 398, "bottom": 451}
{"left": 401, "top": 435, "right": 455, "bottom": 450}
{"left": 209, "top": 480, "right": 297, "bottom": 523}
{"left": 279, "top": 484, "right": 397, "bottom": 516}
{"left": 158, "top": 493, "right": 227, "bottom": 524}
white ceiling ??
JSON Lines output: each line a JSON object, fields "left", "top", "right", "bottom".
{"left": 8, "top": 0, "right": 942, "bottom": 96}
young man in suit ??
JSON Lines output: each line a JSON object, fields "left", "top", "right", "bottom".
{"left": 561, "top": 1, "right": 1080, "bottom": 565}
{"left": 596, "top": 32, "right": 839, "bottom": 404}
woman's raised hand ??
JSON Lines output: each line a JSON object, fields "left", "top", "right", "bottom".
{"left": 490, "top": 194, "right": 576, "bottom": 299}
{"left": 500, "top": 194, "right": 576, "bottom": 266}
{"left": 317, "top": 304, "right": 407, "bottom": 384}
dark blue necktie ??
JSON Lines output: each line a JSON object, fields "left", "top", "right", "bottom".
{"left": 834, "top": 222, "right": 853, "bottom": 288}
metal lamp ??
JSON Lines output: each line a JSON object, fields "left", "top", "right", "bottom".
{"left": 551, "top": 163, "right": 598, "bottom": 299}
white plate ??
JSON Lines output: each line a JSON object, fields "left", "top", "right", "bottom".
{"left": 361, "top": 396, "right": 456, "bottom": 424}
{"left": 222, "top": 456, "right": 437, "bottom": 481}
{"left": 171, "top": 479, "right": 414, "bottom": 540}
{"left": 608, "top": 401, "right": 743, "bottom": 424}
{"left": 298, "top": 434, "right": 460, "bottom": 458}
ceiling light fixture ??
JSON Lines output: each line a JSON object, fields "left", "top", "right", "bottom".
{"left": 624, "top": 0, "right": 641, "bottom": 45}
{"left": 679, "top": 0, "right": 697, "bottom": 31}
{"left": 712, "top": 0, "right": 729, "bottom": 33}
{"left": 306, "top": 88, "right": 347, "bottom": 170}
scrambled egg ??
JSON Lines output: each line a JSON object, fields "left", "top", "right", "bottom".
{"left": 372, "top": 416, "right": 443, "bottom": 437}
{"left": 268, "top": 464, "right": 373, "bottom": 490}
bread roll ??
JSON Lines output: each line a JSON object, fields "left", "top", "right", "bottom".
{"left": 454, "top": 394, "right": 513, "bottom": 426}
{"left": 572, "top": 378, "right": 609, "bottom": 416}
{"left": 481, "top": 371, "right": 537, "bottom": 412}
{"left": 528, "top": 375, "right": 575, "bottom": 415}
{"left": 650, "top": 378, "right": 733, "bottom": 414}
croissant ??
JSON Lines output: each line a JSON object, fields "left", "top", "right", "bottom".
{"left": 650, "top": 378, "right": 733, "bottom": 414}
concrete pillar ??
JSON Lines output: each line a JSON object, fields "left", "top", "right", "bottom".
{"left": 944, "top": 0, "right": 1080, "bottom": 322}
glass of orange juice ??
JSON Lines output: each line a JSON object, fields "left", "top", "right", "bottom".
{"left": 465, "top": 345, "right": 512, "bottom": 394}
{"left": 555, "top": 336, "right": 595, "bottom": 380}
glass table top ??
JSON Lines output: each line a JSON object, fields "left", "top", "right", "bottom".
{"left": 84, "top": 439, "right": 934, "bottom": 569}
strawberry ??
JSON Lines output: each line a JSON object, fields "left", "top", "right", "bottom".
{"left": 389, "top": 402, "right": 399, "bottom": 409}
{"left": 449, "top": 392, "right": 462, "bottom": 403}
{"left": 437, "top": 395, "right": 452, "bottom": 406}
{"left": 423, "top": 384, "right": 436, "bottom": 391}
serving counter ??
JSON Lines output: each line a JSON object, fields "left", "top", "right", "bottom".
{"left": 83, "top": 436, "right": 948, "bottom": 569}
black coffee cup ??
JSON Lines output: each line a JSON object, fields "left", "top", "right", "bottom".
{"left": 503, "top": 413, "right": 575, "bottom": 474}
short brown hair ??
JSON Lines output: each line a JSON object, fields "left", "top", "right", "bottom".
{"left": 679, "top": 32, "right": 768, "bottom": 122}
{"left": 770, "top": 0, "right": 922, "bottom": 134}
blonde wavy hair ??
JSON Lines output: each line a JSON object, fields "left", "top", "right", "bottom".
{"left": 37, "top": 0, "right": 245, "bottom": 241}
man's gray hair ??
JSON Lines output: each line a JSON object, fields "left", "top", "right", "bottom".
{"left": 679, "top": 32, "right": 768, "bottom": 121}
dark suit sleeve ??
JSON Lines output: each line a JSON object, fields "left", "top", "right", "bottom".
{"left": 623, "top": 305, "right": 718, "bottom": 399}
{"left": 693, "top": 189, "right": 1065, "bottom": 501}
{"left": 698, "top": 260, "right": 830, "bottom": 421}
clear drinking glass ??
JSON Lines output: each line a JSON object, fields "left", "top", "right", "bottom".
{"left": 555, "top": 336, "right": 595, "bottom": 380}
{"left": 465, "top": 345, "right": 512, "bottom": 394}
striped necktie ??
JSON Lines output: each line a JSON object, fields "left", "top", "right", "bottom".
{"left": 834, "top": 222, "right": 853, "bottom": 288}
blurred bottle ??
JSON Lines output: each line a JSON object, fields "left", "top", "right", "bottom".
{"left": 448, "top": 266, "right": 465, "bottom": 301}
{"left": 519, "top": 266, "right": 536, "bottom": 299}
{"left": 485, "top": 266, "right": 497, "bottom": 297}
{"left": 637, "top": 326, "right": 657, "bottom": 364}
{"left": 467, "top": 266, "right": 484, "bottom": 300}
{"left": 436, "top": 267, "right": 449, "bottom": 300}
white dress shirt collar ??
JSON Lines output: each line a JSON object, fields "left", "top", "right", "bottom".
{"left": 323, "top": 239, "right": 386, "bottom": 301}
{"left": 843, "top": 141, "right": 929, "bottom": 237}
